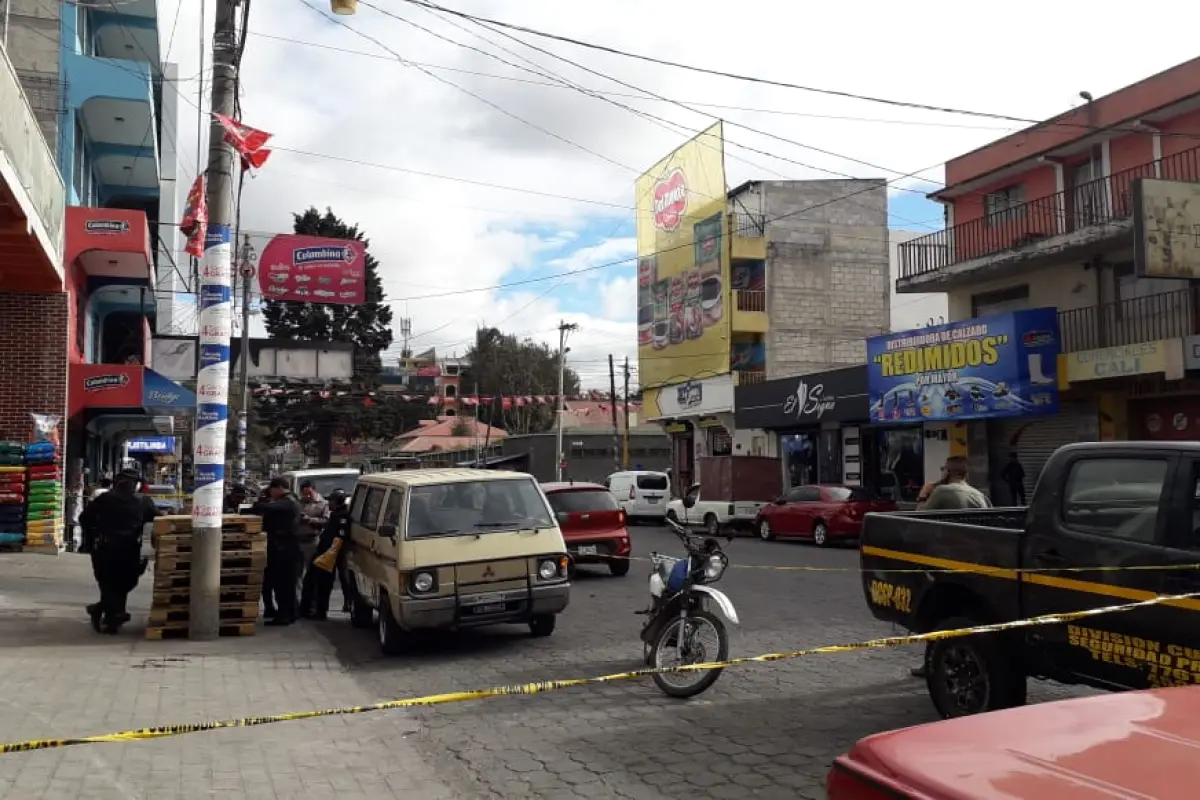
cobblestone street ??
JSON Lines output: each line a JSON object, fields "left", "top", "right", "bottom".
{"left": 0, "top": 527, "right": 1092, "bottom": 799}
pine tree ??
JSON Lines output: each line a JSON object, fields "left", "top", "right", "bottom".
{"left": 257, "top": 207, "right": 395, "bottom": 463}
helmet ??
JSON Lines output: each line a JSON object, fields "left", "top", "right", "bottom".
{"left": 327, "top": 488, "right": 348, "bottom": 508}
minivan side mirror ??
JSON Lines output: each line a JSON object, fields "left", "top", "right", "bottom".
{"left": 682, "top": 483, "right": 701, "bottom": 509}
{"left": 378, "top": 523, "right": 398, "bottom": 538}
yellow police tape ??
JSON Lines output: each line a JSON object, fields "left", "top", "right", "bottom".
{"left": 610, "top": 552, "right": 1200, "bottom": 575}
{"left": 0, "top": 588, "right": 1195, "bottom": 755}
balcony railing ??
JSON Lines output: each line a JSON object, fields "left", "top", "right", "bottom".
{"left": 735, "top": 368, "right": 767, "bottom": 385}
{"left": 0, "top": 46, "right": 64, "bottom": 261}
{"left": 735, "top": 290, "right": 766, "bottom": 312}
{"left": 899, "top": 146, "right": 1200, "bottom": 280}
{"left": 1058, "top": 287, "right": 1200, "bottom": 352}
{"left": 730, "top": 212, "right": 765, "bottom": 237}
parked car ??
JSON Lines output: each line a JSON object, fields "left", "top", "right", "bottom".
{"left": 828, "top": 686, "right": 1199, "bottom": 799}
{"left": 543, "top": 481, "right": 632, "bottom": 576}
{"left": 147, "top": 484, "right": 185, "bottom": 515}
{"left": 345, "top": 468, "right": 571, "bottom": 654}
{"left": 756, "top": 485, "right": 896, "bottom": 547}
{"left": 861, "top": 441, "right": 1200, "bottom": 719}
{"left": 605, "top": 470, "right": 670, "bottom": 523}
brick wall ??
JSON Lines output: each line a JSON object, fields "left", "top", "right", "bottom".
{"left": 762, "top": 180, "right": 890, "bottom": 379}
{"left": 0, "top": 292, "right": 69, "bottom": 442}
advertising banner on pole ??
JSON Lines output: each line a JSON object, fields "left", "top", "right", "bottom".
{"left": 258, "top": 234, "right": 366, "bottom": 305}
{"left": 635, "top": 122, "right": 729, "bottom": 390}
{"left": 866, "top": 308, "right": 1061, "bottom": 423}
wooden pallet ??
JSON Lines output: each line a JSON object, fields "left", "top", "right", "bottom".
{"left": 147, "top": 601, "right": 260, "bottom": 625}
{"left": 155, "top": 532, "right": 266, "bottom": 555}
{"left": 153, "top": 550, "right": 267, "bottom": 574}
{"left": 145, "top": 622, "right": 257, "bottom": 640}
{"left": 151, "top": 587, "right": 263, "bottom": 606}
{"left": 152, "top": 568, "right": 263, "bottom": 591}
{"left": 151, "top": 514, "right": 264, "bottom": 537}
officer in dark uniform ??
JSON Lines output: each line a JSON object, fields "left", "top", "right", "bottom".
{"left": 299, "top": 489, "right": 351, "bottom": 620}
{"left": 252, "top": 477, "right": 302, "bottom": 626}
{"left": 81, "top": 469, "right": 158, "bottom": 633}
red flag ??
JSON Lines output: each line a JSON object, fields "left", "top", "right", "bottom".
{"left": 213, "top": 113, "right": 273, "bottom": 172}
{"left": 180, "top": 174, "right": 207, "bottom": 257}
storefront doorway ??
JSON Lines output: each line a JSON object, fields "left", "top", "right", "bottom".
{"left": 871, "top": 426, "right": 924, "bottom": 502}
{"left": 780, "top": 431, "right": 817, "bottom": 487}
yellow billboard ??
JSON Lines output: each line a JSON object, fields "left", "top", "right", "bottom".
{"left": 635, "top": 122, "right": 729, "bottom": 390}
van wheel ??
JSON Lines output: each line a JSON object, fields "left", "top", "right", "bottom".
{"left": 377, "top": 593, "right": 404, "bottom": 655}
{"left": 704, "top": 514, "right": 720, "bottom": 536}
{"left": 529, "top": 614, "right": 556, "bottom": 637}
{"left": 926, "top": 616, "right": 1027, "bottom": 719}
{"left": 350, "top": 588, "right": 374, "bottom": 629}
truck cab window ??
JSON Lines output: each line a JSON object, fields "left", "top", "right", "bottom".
{"left": 1061, "top": 458, "right": 1168, "bottom": 544}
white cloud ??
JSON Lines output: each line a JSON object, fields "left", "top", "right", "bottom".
{"left": 158, "top": 0, "right": 1200, "bottom": 390}
{"left": 599, "top": 276, "right": 636, "bottom": 321}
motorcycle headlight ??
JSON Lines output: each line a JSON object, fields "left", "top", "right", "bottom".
{"left": 703, "top": 553, "right": 727, "bottom": 582}
{"left": 538, "top": 559, "right": 559, "bottom": 580}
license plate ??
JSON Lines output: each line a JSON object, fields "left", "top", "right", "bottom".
{"left": 647, "top": 497, "right": 659, "bottom": 504}
{"left": 464, "top": 592, "right": 504, "bottom": 607}
{"left": 472, "top": 603, "right": 505, "bottom": 615}
{"left": 577, "top": 545, "right": 598, "bottom": 555}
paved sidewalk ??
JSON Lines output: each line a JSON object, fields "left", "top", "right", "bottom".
{"left": 0, "top": 553, "right": 484, "bottom": 800}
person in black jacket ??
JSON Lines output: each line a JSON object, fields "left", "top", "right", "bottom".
{"left": 252, "top": 477, "right": 302, "bottom": 626}
{"left": 299, "top": 489, "right": 351, "bottom": 620}
{"left": 81, "top": 470, "right": 158, "bottom": 633}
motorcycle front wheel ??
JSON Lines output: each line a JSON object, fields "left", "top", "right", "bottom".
{"left": 650, "top": 608, "right": 729, "bottom": 698}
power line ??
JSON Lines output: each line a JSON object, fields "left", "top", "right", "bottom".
{"left": 396, "top": 0, "right": 1200, "bottom": 142}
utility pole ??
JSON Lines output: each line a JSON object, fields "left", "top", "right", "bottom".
{"left": 189, "top": 0, "right": 240, "bottom": 641}
{"left": 608, "top": 355, "right": 620, "bottom": 475}
{"left": 622, "top": 356, "right": 631, "bottom": 469}
{"left": 236, "top": 233, "right": 254, "bottom": 484}
{"left": 554, "top": 321, "right": 578, "bottom": 481}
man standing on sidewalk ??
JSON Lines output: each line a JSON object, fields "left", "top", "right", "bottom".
{"left": 252, "top": 478, "right": 302, "bottom": 626}
{"left": 297, "top": 482, "right": 329, "bottom": 594}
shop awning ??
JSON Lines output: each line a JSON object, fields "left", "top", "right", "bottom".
{"left": 65, "top": 206, "right": 153, "bottom": 284}
{"left": 70, "top": 363, "right": 195, "bottom": 417}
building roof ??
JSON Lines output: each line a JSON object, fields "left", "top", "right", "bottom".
{"left": 558, "top": 401, "right": 639, "bottom": 430}
{"left": 394, "top": 415, "right": 507, "bottom": 453}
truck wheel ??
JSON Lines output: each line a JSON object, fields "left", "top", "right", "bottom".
{"left": 704, "top": 513, "right": 720, "bottom": 537}
{"left": 812, "top": 521, "right": 829, "bottom": 547}
{"left": 926, "top": 616, "right": 1026, "bottom": 719}
{"left": 666, "top": 510, "right": 679, "bottom": 525}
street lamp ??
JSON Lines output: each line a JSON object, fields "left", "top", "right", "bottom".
{"left": 330, "top": 0, "right": 357, "bottom": 14}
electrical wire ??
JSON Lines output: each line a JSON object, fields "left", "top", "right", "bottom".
{"left": 395, "top": 0, "right": 1200, "bottom": 142}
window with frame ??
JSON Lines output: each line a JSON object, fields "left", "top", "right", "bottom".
{"left": 984, "top": 185, "right": 1026, "bottom": 226}
{"left": 1061, "top": 458, "right": 1168, "bottom": 543}
{"left": 350, "top": 484, "right": 369, "bottom": 520}
{"left": 358, "top": 486, "right": 387, "bottom": 529}
{"left": 381, "top": 489, "right": 405, "bottom": 528}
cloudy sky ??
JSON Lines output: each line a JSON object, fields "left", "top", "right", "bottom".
{"left": 157, "top": 0, "right": 1200, "bottom": 388}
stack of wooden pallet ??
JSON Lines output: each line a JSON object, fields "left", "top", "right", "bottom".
{"left": 147, "top": 514, "right": 267, "bottom": 640}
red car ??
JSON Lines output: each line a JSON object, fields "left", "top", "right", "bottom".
{"left": 828, "top": 686, "right": 1200, "bottom": 799}
{"left": 541, "top": 482, "right": 631, "bottom": 576}
{"left": 755, "top": 485, "right": 896, "bottom": 546}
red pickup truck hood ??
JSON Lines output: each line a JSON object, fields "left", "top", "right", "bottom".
{"left": 842, "top": 687, "right": 1200, "bottom": 799}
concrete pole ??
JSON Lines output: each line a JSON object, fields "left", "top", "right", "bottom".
{"left": 553, "top": 322, "right": 576, "bottom": 480}
{"left": 189, "top": 0, "right": 240, "bottom": 641}
{"left": 237, "top": 234, "right": 252, "bottom": 483}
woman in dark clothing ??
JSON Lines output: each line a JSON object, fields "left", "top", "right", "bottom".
{"left": 299, "top": 489, "right": 351, "bottom": 620}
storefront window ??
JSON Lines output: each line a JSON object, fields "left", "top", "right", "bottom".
{"left": 781, "top": 433, "right": 817, "bottom": 487}
{"left": 875, "top": 427, "right": 924, "bottom": 502}
{"left": 818, "top": 429, "right": 842, "bottom": 484}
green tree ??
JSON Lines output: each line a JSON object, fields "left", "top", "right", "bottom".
{"left": 463, "top": 327, "right": 581, "bottom": 436}
{"left": 256, "top": 207, "right": 395, "bottom": 463}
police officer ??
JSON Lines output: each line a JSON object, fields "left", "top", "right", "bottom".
{"left": 81, "top": 469, "right": 157, "bottom": 633}
{"left": 252, "top": 477, "right": 302, "bottom": 626}
{"left": 299, "top": 489, "right": 350, "bottom": 620}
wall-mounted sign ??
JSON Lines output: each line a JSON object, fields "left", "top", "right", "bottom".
{"left": 644, "top": 373, "right": 735, "bottom": 420}
{"left": 1133, "top": 178, "right": 1200, "bottom": 280}
{"left": 676, "top": 382, "right": 702, "bottom": 410}
{"left": 866, "top": 308, "right": 1060, "bottom": 423}
{"left": 83, "top": 373, "right": 131, "bottom": 392}
{"left": 84, "top": 220, "right": 130, "bottom": 235}
{"left": 735, "top": 365, "right": 868, "bottom": 429}
{"left": 127, "top": 436, "right": 176, "bottom": 454}
{"left": 70, "top": 364, "right": 144, "bottom": 415}
{"left": 1065, "top": 339, "right": 1182, "bottom": 383}
{"left": 143, "top": 368, "right": 197, "bottom": 410}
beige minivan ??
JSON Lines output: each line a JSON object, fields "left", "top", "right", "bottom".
{"left": 344, "top": 468, "right": 572, "bottom": 654}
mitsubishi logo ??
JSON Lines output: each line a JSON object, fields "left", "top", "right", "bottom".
{"left": 482, "top": 565, "right": 495, "bottom": 580}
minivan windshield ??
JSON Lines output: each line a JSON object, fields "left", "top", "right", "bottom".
{"left": 407, "top": 479, "right": 554, "bottom": 539}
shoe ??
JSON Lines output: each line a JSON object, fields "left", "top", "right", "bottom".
{"left": 265, "top": 618, "right": 294, "bottom": 627}
{"left": 88, "top": 606, "right": 102, "bottom": 633}
{"left": 911, "top": 665, "right": 928, "bottom": 679}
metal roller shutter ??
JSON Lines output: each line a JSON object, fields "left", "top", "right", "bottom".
{"left": 992, "top": 401, "right": 1099, "bottom": 501}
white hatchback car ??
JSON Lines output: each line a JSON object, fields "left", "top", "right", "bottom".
{"left": 605, "top": 471, "right": 671, "bottom": 523}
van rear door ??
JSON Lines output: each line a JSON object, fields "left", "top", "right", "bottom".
{"left": 635, "top": 473, "right": 669, "bottom": 506}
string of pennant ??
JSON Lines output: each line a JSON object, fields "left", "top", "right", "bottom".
{"left": 252, "top": 385, "right": 642, "bottom": 410}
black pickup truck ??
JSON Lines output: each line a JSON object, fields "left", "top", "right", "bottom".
{"left": 861, "top": 441, "right": 1200, "bottom": 719}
